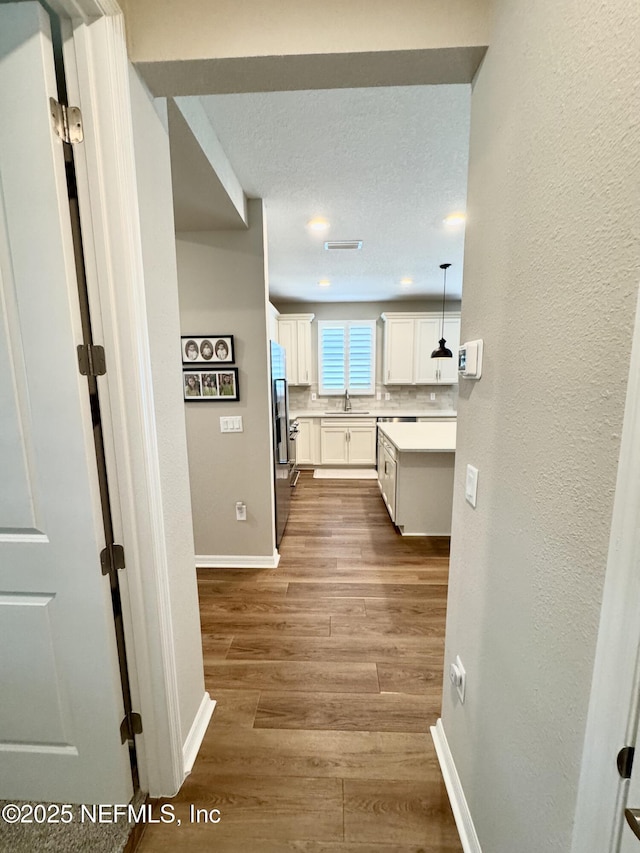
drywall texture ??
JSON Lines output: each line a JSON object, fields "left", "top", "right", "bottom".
{"left": 120, "top": 0, "right": 490, "bottom": 94}
{"left": 128, "top": 67, "right": 206, "bottom": 746}
{"left": 177, "top": 200, "right": 275, "bottom": 560}
{"left": 442, "top": 1, "right": 640, "bottom": 852}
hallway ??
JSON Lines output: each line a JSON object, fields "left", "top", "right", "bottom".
{"left": 138, "top": 472, "right": 461, "bottom": 851}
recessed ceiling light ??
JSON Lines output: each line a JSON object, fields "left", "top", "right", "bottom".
{"left": 444, "top": 212, "right": 466, "bottom": 226}
{"left": 307, "top": 217, "right": 330, "bottom": 232}
{"left": 318, "top": 279, "right": 331, "bottom": 287}
{"left": 400, "top": 277, "right": 413, "bottom": 286}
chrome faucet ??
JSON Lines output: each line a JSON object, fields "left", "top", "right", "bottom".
{"left": 344, "top": 389, "right": 352, "bottom": 411}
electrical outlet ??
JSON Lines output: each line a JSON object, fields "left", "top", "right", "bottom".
{"left": 430, "top": 392, "right": 436, "bottom": 401}
{"left": 449, "top": 655, "right": 466, "bottom": 703}
{"left": 311, "top": 392, "right": 317, "bottom": 401}
{"left": 235, "top": 501, "right": 247, "bottom": 521}
{"left": 384, "top": 392, "right": 391, "bottom": 401}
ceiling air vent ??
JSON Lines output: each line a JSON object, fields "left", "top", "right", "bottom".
{"left": 324, "top": 240, "right": 363, "bottom": 251}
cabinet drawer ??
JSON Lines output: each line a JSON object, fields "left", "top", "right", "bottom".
{"left": 378, "top": 432, "right": 397, "bottom": 461}
{"left": 321, "top": 418, "right": 376, "bottom": 427}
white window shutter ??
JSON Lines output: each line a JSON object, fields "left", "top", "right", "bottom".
{"left": 318, "top": 320, "right": 375, "bottom": 395}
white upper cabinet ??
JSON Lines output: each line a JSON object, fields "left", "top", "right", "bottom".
{"left": 414, "top": 317, "right": 442, "bottom": 383}
{"left": 382, "top": 312, "right": 461, "bottom": 385}
{"left": 436, "top": 315, "right": 461, "bottom": 384}
{"left": 277, "top": 313, "right": 314, "bottom": 385}
{"left": 268, "top": 302, "right": 280, "bottom": 342}
{"left": 383, "top": 316, "right": 416, "bottom": 384}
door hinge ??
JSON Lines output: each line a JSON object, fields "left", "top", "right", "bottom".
{"left": 100, "top": 543, "right": 125, "bottom": 576}
{"left": 618, "top": 746, "right": 635, "bottom": 779}
{"left": 50, "top": 98, "right": 83, "bottom": 144}
{"left": 77, "top": 344, "right": 106, "bottom": 377}
{"left": 120, "top": 712, "right": 143, "bottom": 744}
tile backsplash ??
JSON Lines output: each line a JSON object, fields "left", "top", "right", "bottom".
{"left": 289, "top": 382, "right": 458, "bottom": 414}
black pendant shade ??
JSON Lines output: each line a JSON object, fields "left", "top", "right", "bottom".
{"left": 431, "top": 262, "right": 453, "bottom": 359}
{"left": 432, "top": 338, "right": 453, "bottom": 358}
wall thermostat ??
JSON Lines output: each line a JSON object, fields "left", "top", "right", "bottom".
{"left": 458, "top": 339, "right": 483, "bottom": 379}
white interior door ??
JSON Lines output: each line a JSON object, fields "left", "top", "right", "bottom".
{"left": 0, "top": 1, "right": 133, "bottom": 804}
{"left": 619, "top": 755, "right": 640, "bottom": 853}
{"left": 620, "top": 732, "right": 640, "bottom": 852}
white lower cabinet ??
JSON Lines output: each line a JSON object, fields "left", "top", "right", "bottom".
{"left": 295, "top": 418, "right": 313, "bottom": 465}
{"left": 320, "top": 427, "right": 349, "bottom": 464}
{"left": 377, "top": 431, "right": 397, "bottom": 520}
{"left": 320, "top": 418, "right": 376, "bottom": 465}
{"left": 295, "top": 418, "right": 321, "bottom": 466}
{"left": 348, "top": 426, "right": 377, "bottom": 464}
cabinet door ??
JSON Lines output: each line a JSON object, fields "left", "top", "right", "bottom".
{"left": 320, "top": 427, "right": 348, "bottom": 464}
{"left": 377, "top": 436, "right": 385, "bottom": 487}
{"left": 382, "top": 446, "right": 397, "bottom": 521}
{"left": 348, "top": 427, "right": 376, "bottom": 465}
{"left": 296, "top": 419, "right": 313, "bottom": 465}
{"left": 268, "top": 303, "right": 280, "bottom": 342}
{"left": 384, "top": 318, "right": 415, "bottom": 384}
{"left": 378, "top": 440, "right": 388, "bottom": 504}
{"left": 414, "top": 317, "right": 441, "bottom": 383}
{"left": 277, "top": 319, "right": 298, "bottom": 384}
{"left": 437, "top": 316, "right": 461, "bottom": 384}
{"left": 296, "top": 319, "right": 312, "bottom": 385}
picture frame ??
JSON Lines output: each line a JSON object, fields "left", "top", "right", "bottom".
{"left": 183, "top": 368, "right": 239, "bottom": 402}
{"left": 181, "top": 335, "right": 235, "bottom": 365}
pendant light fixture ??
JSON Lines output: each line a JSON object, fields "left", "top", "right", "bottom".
{"left": 431, "top": 262, "right": 453, "bottom": 359}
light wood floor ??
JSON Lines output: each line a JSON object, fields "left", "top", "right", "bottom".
{"left": 138, "top": 472, "right": 461, "bottom": 852}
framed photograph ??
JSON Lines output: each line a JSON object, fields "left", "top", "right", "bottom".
{"left": 183, "top": 368, "right": 239, "bottom": 402}
{"left": 181, "top": 335, "right": 235, "bottom": 365}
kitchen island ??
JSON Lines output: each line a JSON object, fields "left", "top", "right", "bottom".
{"left": 377, "top": 421, "right": 456, "bottom": 535}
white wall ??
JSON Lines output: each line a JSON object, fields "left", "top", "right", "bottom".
{"left": 128, "top": 67, "right": 206, "bottom": 745}
{"left": 120, "top": 0, "right": 489, "bottom": 95}
{"left": 176, "top": 200, "right": 275, "bottom": 561}
{"left": 122, "top": 0, "right": 489, "bottom": 60}
{"left": 442, "top": 1, "right": 640, "bottom": 851}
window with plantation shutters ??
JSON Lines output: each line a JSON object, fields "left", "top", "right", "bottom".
{"left": 317, "top": 320, "right": 376, "bottom": 395}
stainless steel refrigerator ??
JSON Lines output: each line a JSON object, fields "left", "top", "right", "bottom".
{"left": 270, "top": 341, "right": 295, "bottom": 546}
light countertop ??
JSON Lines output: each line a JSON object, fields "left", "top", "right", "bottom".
{"left": 291, "top": 409, "right": 457, "bottom": 419}
{"left": 378, "top": 421, "right": 457, "bottom": 452}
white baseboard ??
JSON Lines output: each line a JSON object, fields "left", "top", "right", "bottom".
{"left": 182, "top": 692, "right": 216, "bottom": 778}
{"left": 430, "top": 718, "right": 482, "bottom": 853}
{"left": 196, "top": 551, "right": 281, "bottom": 569}
{"left": 399, "top": 530, "right": 451, "bottom": 537}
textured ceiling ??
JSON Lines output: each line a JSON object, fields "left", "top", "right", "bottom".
{"left": 198, "top": 84, "right": 471, "bottom": 303}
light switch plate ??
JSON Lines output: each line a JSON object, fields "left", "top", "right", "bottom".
{"left": 220, "top": 416, "right": 243, "bottom": 433}
{"left": 465, "top": 464, "right": 478, "bottom": 507}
